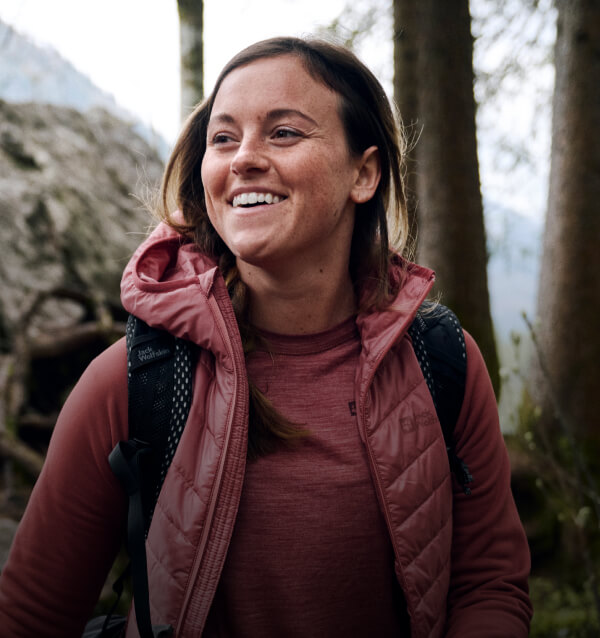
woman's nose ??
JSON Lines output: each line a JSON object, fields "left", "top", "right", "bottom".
{"left": 230, "top": 138, "right": 270, "bottom": 175}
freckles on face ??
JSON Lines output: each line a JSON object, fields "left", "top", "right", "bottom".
{"left": 200, "top": 55, "right": 362, "bottom": 270}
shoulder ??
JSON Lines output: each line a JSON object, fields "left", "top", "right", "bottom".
{"left": 72, "top": 336, "right": 128, "bottom": 406}
{"left": 84, "top": 336, "right": 128, "bottom": 388}
{"left": 457, "top": 331, "right": 498, "bottom": 439}
{"left": 53, "top": 337, "right": 129, "bottom": 455}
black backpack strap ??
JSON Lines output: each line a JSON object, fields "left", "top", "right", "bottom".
{"left": 100, "top": 316, "right": 194, "bottom": 637}
{"left": 106, "top": 439, "right": 174, "bottom": 638}
{"left": 108, "top": 440, "right": 156, "bottom": 638}
{"left": 408, "top": 302, "right": 473, "bottom": 495}
{"left": 125, "top": 314, "right": 195, "bottom": 534}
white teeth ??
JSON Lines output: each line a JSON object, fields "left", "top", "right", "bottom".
{"left": 232, "top": 192, "right": 283, "bottom": 207}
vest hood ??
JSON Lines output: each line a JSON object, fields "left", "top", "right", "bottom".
{"left": 121, "top": 222, "right": 436, "bottom": 363}
{"left": 120, "top": 222, "right": 224, "bottom": 344}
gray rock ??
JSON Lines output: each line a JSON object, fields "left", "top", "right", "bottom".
{"left": 0, "top": 100, "right": 165, "bottom": 343}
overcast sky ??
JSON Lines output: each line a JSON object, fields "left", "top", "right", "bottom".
{"left": 0, "top": 0, "right": 351, "bottom": 142}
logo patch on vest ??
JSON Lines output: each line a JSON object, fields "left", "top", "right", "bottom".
{"left": 400, "top": 410, "right": 437, "bottom": 433}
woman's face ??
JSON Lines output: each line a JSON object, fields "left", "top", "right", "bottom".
{"left": 201, "top": 55, "right": 376, "bottom": 275}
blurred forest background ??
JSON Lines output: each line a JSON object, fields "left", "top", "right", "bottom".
{"left": 0, "top": 0, "right": 599, "bottom": 635}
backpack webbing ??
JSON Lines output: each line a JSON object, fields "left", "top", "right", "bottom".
{"left": 125, "top": 315, "right": 195, "bottom": 535}
{"left": 408, "top": 302, "right": 473, "bottom": 494}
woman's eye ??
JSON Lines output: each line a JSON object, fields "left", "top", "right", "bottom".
{"left": 273, "top": 128, "right": 300, "bottom": 139}
{"left": 211, "top": 133, "right": 233, "bottom": 144}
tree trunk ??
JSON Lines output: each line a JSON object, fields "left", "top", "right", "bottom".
{"left": 393, "top": 0, "right": 419, "bottom": 257}
{"left": 534, "top": 0, "right": 600, "bottom": 449}
{"left": 178, "top": 0, "right": 204, "bottom": 123}
{"left": 394, "top": 0, "right": 500, "bottom": 394}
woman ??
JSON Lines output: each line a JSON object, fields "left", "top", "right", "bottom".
{"left": 0, "top": 37, "right": 532, "bottom": 637}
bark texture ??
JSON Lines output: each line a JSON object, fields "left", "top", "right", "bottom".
{"left": 393, "top": 0, "right": 500, "bottom": 394}
{"left": 393, "top": 0, "right": 420, "bottom": 256}
{"left": 534, "top": 0, "right": 600, "bottom": 447}
{"left": 178, "top": 0, "right": 204, "bottom": 122}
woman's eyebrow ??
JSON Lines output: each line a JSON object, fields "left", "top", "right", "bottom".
{"left": 208, "top": 109, "right": 318, "bottom": 129}
{"left": 265, "top": 108, "right": 318, "bottom": 127}
{"left": 207, "top": 112, "right": 236, "bottom": 126}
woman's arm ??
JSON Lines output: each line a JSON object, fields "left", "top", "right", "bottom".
{"left": 445, "top": 332, "right": 533, "bottom": 637}
{"left": 0, "top": 339, "right": 129, "bottom": 638}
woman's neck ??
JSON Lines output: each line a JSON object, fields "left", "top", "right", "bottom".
{"left": 237, "top": 260, "right": 357, "bottom": 335}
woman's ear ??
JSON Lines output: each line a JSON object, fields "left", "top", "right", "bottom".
{"left": 350, "top": 146, "right": 381, "bottom": 204}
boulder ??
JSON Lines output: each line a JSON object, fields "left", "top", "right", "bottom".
{"left": 0, "top": 100, "right": 165, "bottom": 344}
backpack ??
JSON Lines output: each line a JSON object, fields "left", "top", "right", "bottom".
{"left": 95, "top": 302, "right": 473, "bottom": 637}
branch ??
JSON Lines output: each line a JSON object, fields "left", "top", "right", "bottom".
{"left": 29, "top": 321, "right": 126, "bottom": 359}
{"left": 18, "top": 412, "right": 58, "bottom": 430}
{"left": 0, "top": 431, "right": 44, "bottom": 478}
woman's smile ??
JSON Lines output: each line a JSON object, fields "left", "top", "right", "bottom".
{"left": 230, "top": 191, "right": 286, "bottom": 208}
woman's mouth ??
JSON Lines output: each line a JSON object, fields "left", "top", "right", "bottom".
{"left": 231, "top": 192, "right": 287, "bottom": 208}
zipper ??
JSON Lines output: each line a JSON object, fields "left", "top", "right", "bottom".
{"left": 357, "top": 355, "right": 415, "bottom": 624}
{"left": 355, "top": 275, "right": 435, "bottom": 630}
{"left": 175, "top": 289, "right": 249, "bottom": 633}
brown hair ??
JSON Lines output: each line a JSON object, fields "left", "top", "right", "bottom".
{"left": 157, "top": 37, "right": 409, "bottom": 458}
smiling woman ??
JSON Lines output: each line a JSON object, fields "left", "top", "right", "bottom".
{"left": 0, "top": 37, "right": 532, "bottom": 638}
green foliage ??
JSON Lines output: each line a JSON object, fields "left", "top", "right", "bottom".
{"left": 530, "top": 577, "right": 600, "bottom": 638}
{"left": 91, "top": 546, "right": 132, "bottom": 618}
{"left": 506, "top": 326, "right": 600, "bottom": 631}
{"left": 512, "top": 391, "right": 600, "bottom": 560}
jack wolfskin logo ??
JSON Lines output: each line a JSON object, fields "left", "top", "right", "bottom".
{"left": 399, "top": 411, "right": 436, "bottom": 433}
{"left": 136, "top": 345, "right": 171, "bottom": 363}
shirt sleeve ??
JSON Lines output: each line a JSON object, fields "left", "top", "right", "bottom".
{"left": 0, "top": 339, "right": 129, "bottom": 638}
{"left": 444, "top": 332, "right": 533, "bottom": 637}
